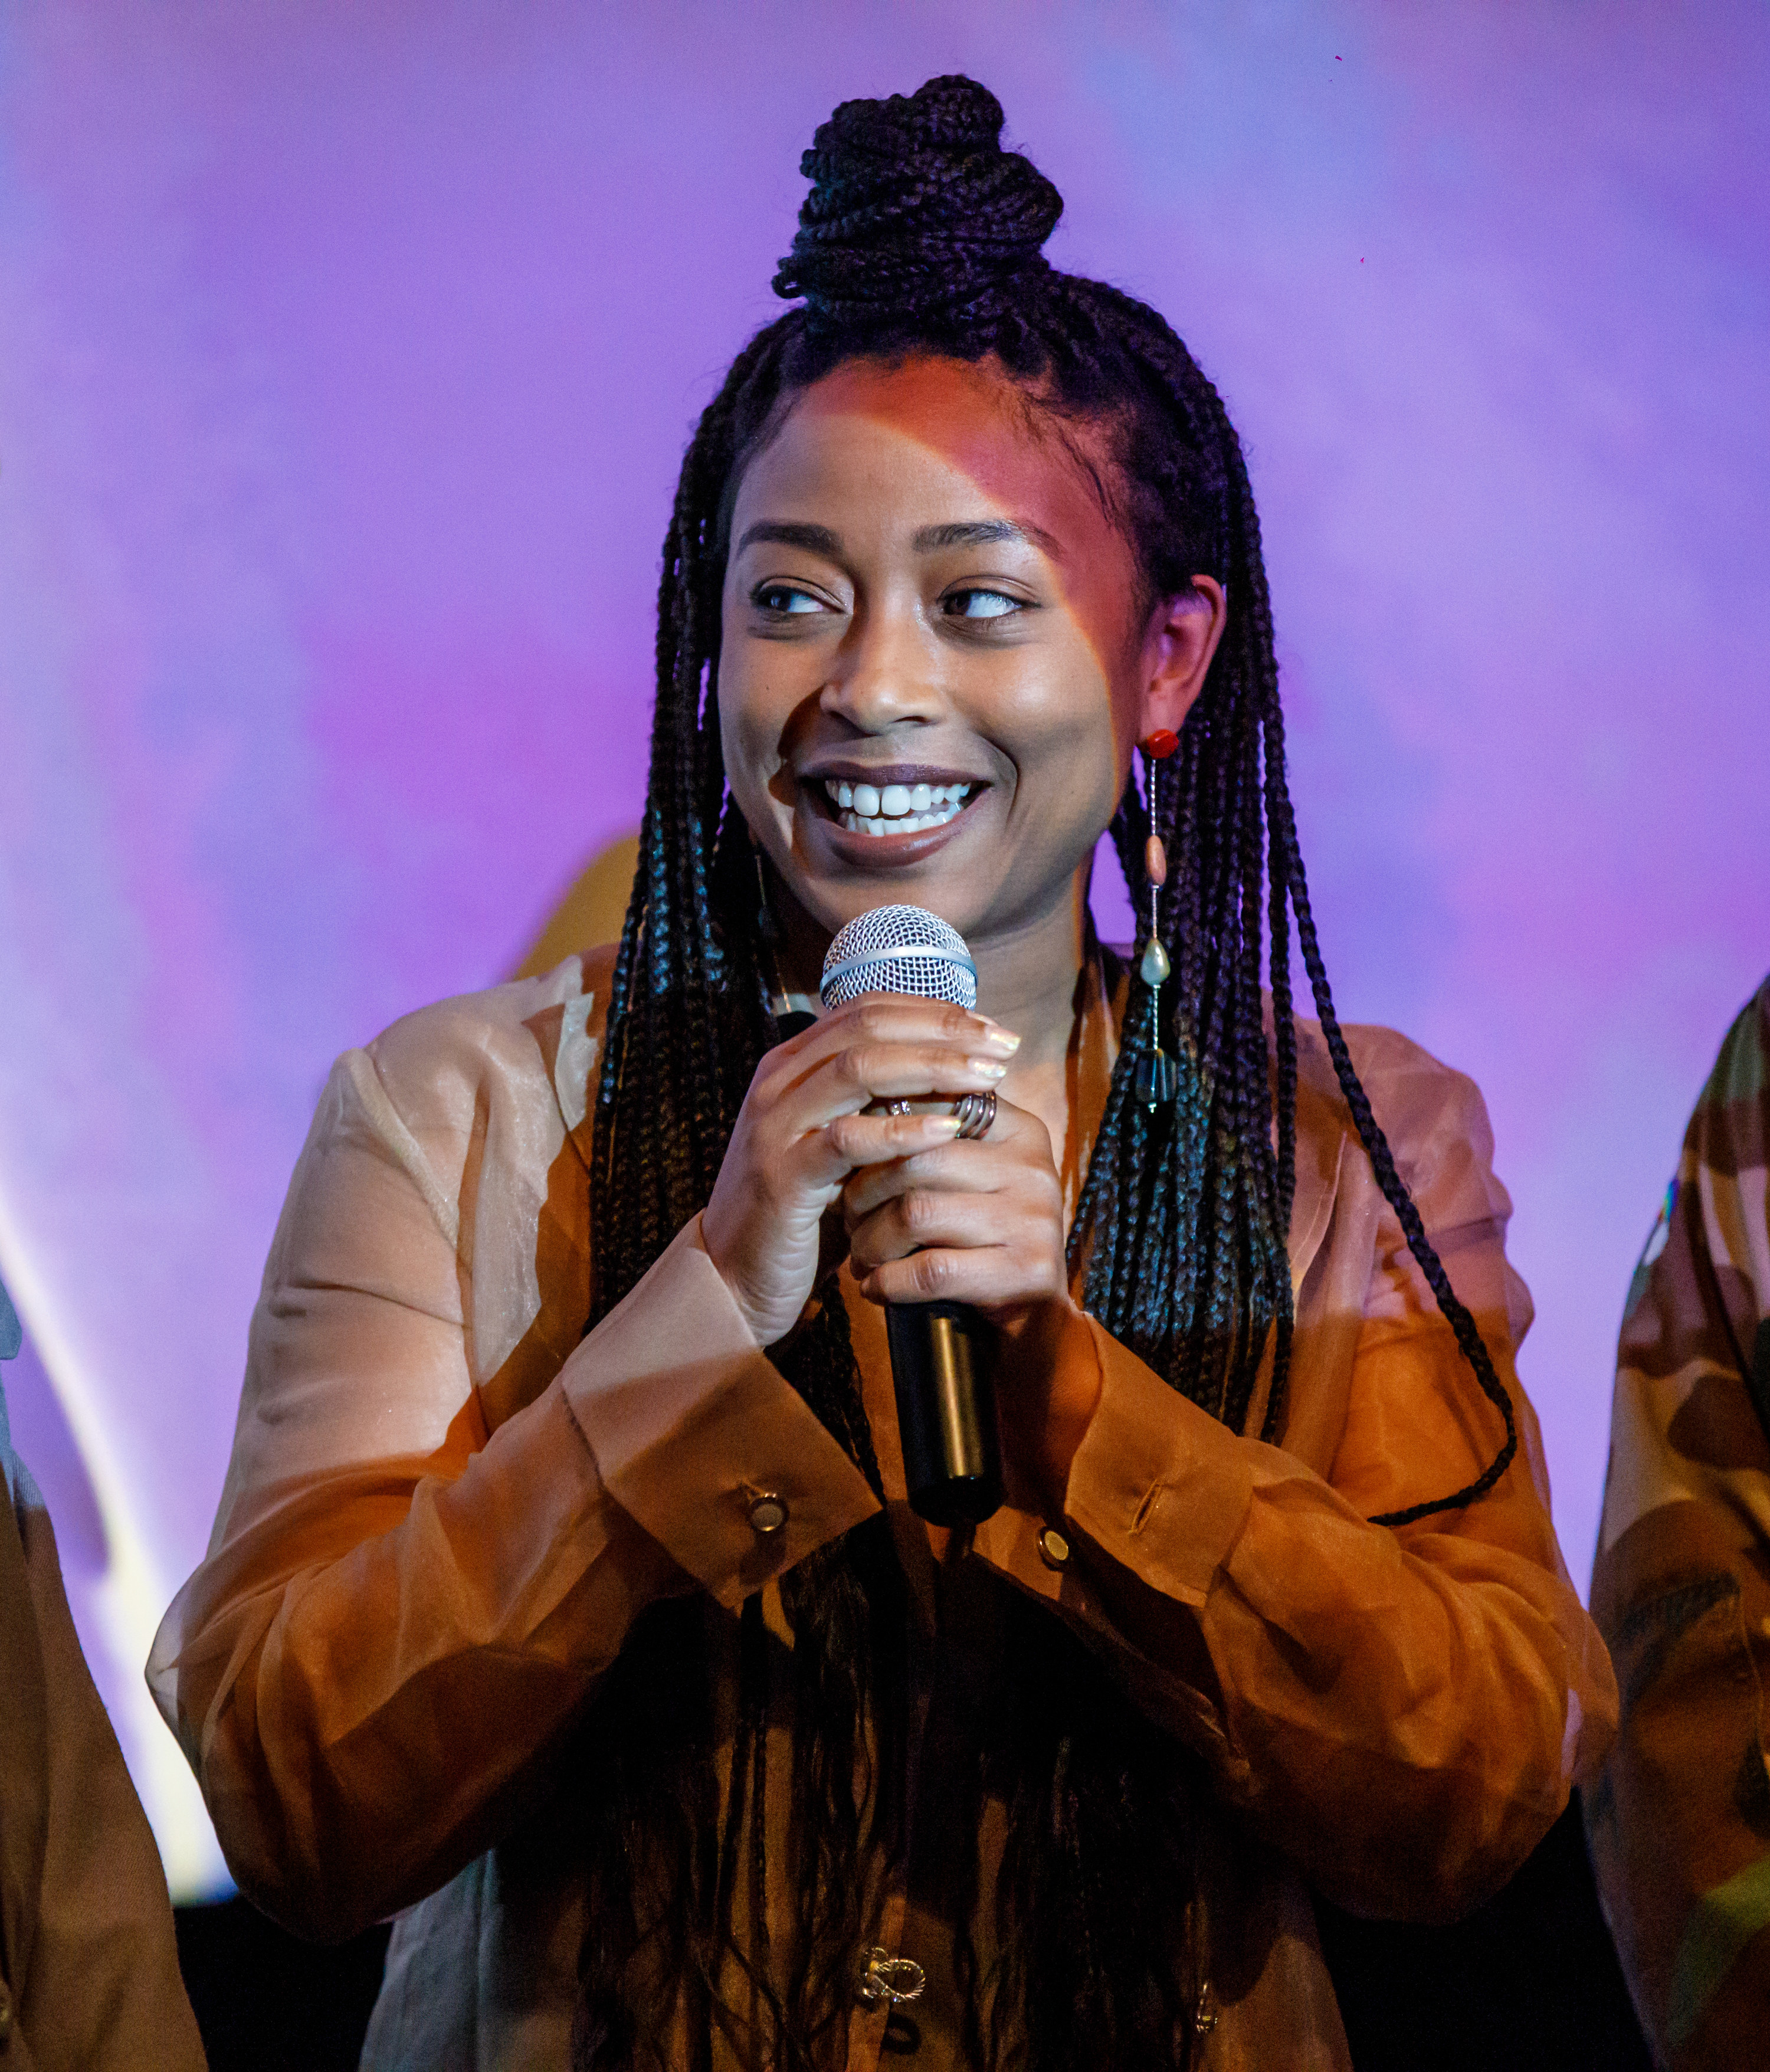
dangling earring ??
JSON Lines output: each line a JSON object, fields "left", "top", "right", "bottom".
{"left": 753, "top": 840, "right": 777, "bottom": 945}
{"left": 1135, "top": 730, "right": 1179, "bottom": 1109}
{"left": 753, "top": 841, "right": 789, "bottom": 1011}
{"left": 753, "top": 840, "right": 817, "bottom": 1038}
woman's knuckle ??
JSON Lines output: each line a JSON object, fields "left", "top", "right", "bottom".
{"left": 914, "top": 1250, "right": 954, "bottom": 1297}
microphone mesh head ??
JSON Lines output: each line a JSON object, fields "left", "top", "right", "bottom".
{"left": 820, "top": 904, "right": 977, "bottom": 1009}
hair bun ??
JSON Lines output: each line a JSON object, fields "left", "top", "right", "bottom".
{"left": 773, "top": 76, "right": 1063, "bottom": 330}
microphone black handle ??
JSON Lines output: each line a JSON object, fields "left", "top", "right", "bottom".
{"left": 883, "top": 1300, "right": 1003, "bottom": 1526}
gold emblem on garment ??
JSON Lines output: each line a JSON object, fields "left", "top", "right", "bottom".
{"left": 856, "top": 1948, "right": 927, "bottom": 2007}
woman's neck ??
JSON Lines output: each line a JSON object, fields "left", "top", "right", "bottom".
{"left": 970, "top": 888, "right": 1096, "bottom": 1209}
{"left": 769, "top": 867, "right": 1088, "bottom": 1042}
{"left": 768, "top": 863, "right": 1095, "bottom": 1191}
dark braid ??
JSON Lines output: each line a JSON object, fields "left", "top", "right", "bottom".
{"left": 574, "top": 74, "right": 1513, "bottom": 2070}
{"left": 1263, "top": 775, "right": 1520, "bottom": 1519}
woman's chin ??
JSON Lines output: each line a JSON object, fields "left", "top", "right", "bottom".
{"left": 775, "top": 802, "right": 998, "bottom": 943}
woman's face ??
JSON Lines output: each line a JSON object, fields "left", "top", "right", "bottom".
{"left": 718, "top": 355, "right": 1215, "bottom": 965}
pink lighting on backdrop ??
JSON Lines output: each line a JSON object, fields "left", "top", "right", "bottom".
{"left": 0, "top": 3, "right": 1766, "bottom": 1891}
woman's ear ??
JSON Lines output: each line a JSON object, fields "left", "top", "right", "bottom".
{"left": 1136, "top": 576, "right": 1227, "bottom": 743}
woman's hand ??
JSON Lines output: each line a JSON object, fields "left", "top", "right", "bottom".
{"left": 840, "top": 1098, "right": 1066, "bottom": 1319}
{"left": 841, "top": 1098, "right": 1102, "bottom": 1509}
{"left": 700, "top": 996, "right": 1018, "bottom": 1348}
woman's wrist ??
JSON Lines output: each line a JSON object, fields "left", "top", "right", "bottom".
{"left": 1002, "top": 1296, "right": 1103, "bottom": 1514}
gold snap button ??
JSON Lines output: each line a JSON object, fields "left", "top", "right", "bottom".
{"left": 1037, "top": 1525, "right": 1070, "bottom": 1571}
{"left": 747, "top": 1492, "right": 788, "bottom": 1536}
{"left": 856, "top": 1946, "right": 926, "bottom": 2007}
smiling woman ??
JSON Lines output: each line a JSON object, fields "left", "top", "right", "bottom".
{"left": 148, "top": 75, "right": 1615, "bottom": 2072}
{"left": 719, "top": 358, "right": 1221, "bottom": 987}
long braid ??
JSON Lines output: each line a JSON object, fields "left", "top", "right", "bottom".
{"left": 576, "top": 73, "right": 1516, "bottom": 2071}
{"left": 1266, "top": 777, "right": 1520, "bottom": 1518}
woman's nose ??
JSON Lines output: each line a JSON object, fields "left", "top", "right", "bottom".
{"left": 820, "top": 600, "right": 943, "bottom": 732}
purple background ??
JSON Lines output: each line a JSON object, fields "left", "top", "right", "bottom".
{"left": 1, "top": 4, "right": 1765, "bottom": 1893}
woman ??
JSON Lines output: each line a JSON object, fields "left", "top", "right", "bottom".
{"left": 150, "top": 77, "right": 1615, "bottom": 2070}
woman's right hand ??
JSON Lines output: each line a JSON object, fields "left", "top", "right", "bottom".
{"left": 700, "top": 996, "right": 1020, "bottom": 1346}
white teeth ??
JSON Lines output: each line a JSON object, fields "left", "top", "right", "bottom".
{"left": 821, "top": 776, "right": 976, "bottom": 836}
{"left": 822, "top": 777, "right": 974, "bottom": 809}
{"left": 839, "top": 800, "right": 965, "bottom": 837}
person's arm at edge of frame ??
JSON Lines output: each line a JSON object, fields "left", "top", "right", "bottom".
{"left": 1585, "top": 976, "right": 1770, "bottom": 2067}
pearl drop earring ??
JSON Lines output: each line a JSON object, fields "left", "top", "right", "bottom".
{"left": 1135, "top": 731, "right": 1179, "bottom": 1109}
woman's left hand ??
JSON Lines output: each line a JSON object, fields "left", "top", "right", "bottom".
{"left": 840, "top": 1100, "right": 1101, "bottom": 1506}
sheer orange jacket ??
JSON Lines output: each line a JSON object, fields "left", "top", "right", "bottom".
{"left": 149, "top": 948, "right": 1615, "bottom": 2070}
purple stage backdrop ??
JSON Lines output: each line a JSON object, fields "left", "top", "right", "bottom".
{"left": 1, "top": 3, "right": 1765, "bottom": 1893}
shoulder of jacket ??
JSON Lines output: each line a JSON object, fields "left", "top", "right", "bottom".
{"left": 1294, "top": 1012, "right": 1483, "bottom": 1107}
{"left": 1292, "top": 1014, "right": 1497, "bottom": 1197}
{"left": 361, "top": 945, "right": 619, "bottom": 1103}
{"left": 1695, "top": 971, "right": 1770, "bottom": 1126}
{"left": 369, "top": 946, "right": 620, "bottom": 1057}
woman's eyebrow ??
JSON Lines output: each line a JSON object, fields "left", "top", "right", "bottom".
{"left": 733, "top": 516, "right": 1063, "bottom": 559}
{"left": 913, "top": 517, "right": 1062, "bottom": 559}
{"left": 735, "top": 520, "right": 843, "bottom": 556}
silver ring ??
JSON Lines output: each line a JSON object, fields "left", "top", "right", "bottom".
{"left": 952, "top": 1089, "right": 997, "bottom": 1140}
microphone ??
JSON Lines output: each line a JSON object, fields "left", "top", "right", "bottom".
{"left": 821, "top": 906, "right": 1004, "bottom": 1527}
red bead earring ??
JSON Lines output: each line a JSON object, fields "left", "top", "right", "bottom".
{"left": 1140, "top": 727, "right": 1179, "bottom": 760}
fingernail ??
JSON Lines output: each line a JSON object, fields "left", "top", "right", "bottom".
{"left": 977, "top": 1026, "right": 1021, "bottom": 1056}
{"left": 928, "top": 1116, "right": 963, "bottom": 1137}
{"left": 968, "top": 1056, "right": 1009, "bottom": 1080}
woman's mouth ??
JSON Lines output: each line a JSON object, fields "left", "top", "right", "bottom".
{"left": 820, "top": 776, "right": 974, "bottom": 838}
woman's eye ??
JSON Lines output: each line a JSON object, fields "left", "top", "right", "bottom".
{"left": 752, "top": 583, "right": 824, "bottom": 616}
{"left": 945, "top": 588, "right": 1021, "bottom": 621}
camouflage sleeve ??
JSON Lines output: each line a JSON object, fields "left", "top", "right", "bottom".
{"left": 1587, "top": 975, "right": 1770, "bottom": 2067}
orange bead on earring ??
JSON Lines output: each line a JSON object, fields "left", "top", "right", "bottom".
{"left": 1136, "top": 833, "right": 1178, "bottom": 1107}
{"left": 1140, "top": 728, "right": 1179, "bottom": 760}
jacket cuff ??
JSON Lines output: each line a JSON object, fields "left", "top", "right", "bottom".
{"left": 1061, "top": 1317, "right": 1257, "bottom": 1608}
{"left": 559, "top": 1217, "right": 881, "bottom": 1606}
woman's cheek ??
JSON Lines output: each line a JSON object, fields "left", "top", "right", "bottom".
{"left": 718, "top": 678, "right": 778, "bottom": 814}
{"left": 1015, "top": 695, "right": 1122, "bottom": 840}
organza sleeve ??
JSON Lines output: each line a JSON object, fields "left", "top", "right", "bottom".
{"left": 981, "top": 1045, "right": 1617, "bottom": 1923}
{"left": 148, "top": 1000, "right": 877, "bottom": 1939}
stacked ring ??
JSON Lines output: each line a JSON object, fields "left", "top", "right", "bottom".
{"left": 952, "top": 1090, "right": 997, "bottom": 1140}
{"left": 868, "top": 1093, "right": 995, "bottom": 1137}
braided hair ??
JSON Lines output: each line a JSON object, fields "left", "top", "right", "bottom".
{"left": 572, "top": 76, "right": 1516, "bottom": 2071}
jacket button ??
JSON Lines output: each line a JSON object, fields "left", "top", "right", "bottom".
{"left": 748, "top": 1492, "right": 788, "bottom": 1535}
{"left": 1037, "top": 1525, "right": 1070, "bottom": 1571}
{"left": 856, "top": 1946, "right": 926, "bottom": 2007}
